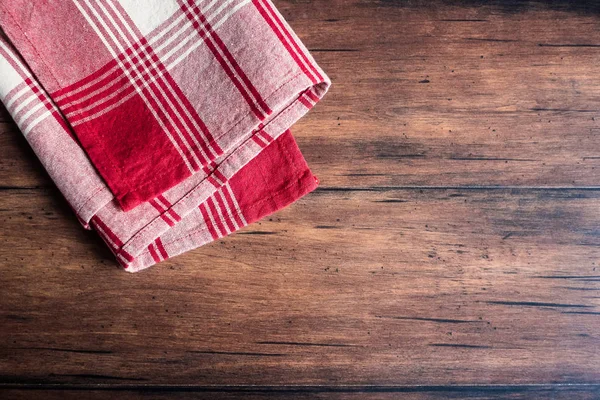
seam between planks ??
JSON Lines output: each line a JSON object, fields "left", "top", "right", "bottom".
{"left": 0, "top": 383, "right": 599, "bottom": 393}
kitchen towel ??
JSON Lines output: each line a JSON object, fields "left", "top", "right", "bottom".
{"left": 0, "top": 0, "right": 329, "bottom": 272}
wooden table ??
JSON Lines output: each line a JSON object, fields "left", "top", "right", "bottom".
{"left": 2, "top": 1, "right": 600, "bottom": 398}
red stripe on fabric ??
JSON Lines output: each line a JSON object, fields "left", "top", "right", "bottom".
{"left": 150, "top": 198, "right": 166, "bottom": 212}
{"left": 91, "top": 216, "right": 123, "bottom": 247}
{"left": 306, "top": 89, "right": 320, "bottom": 103}
{"left": 118, "top": 248, "right": 135, "bottom": 263}
{"left": 57, "top": 70, "right": 127, "bottom": 108}
{"left": 51, "top": 59, "right": 119, "bottom": 99}
{"left": 202, "top": 166, "right": 212, "bottom": 176}
{"left": 252, "top": 0, "right": 317, "bottom": 84}
{"left": 150, "top": 198, "right": 176, "bottom": 226}
{"left": 259, "top": 0, "right": 324, "bottom": 82}
{"left": 108, "top": 1, "right": 204, "bottom": 171}
{"left": 158, "top": 197, "right": 182, "bottom": 223}
{"left": 61, "top": 75, "right": 130, "bottom": 115}
{"left": 207, "top": 176, "right": 221, "bottom": 188}
{"left": 214, "top": 191, "right": 236, "bottom": 232}
{"left": 252, "top": 134, "right": 267, "bottom": 148}
{"left": 157, "top": 195, "right": 172, "bottom": 208}
{"left": 181, "top": 1, "right": 266, "bottom": 120}
{"left": 155, "top": 238, "right": 169, "bottom": 260}
{"left": 167, "top": 209, "right": 182, "bottom": 223}
{"left": 222, "top": 185, "right": 245, "bottom": 228}
{"left": 299, "top": 95, "right": 313, "bottom": 109}
{"left": 161, "top": 214, "right": 176, "bottom": 227}
{"left": 213, "top": 169, "right": 228, "bottom": 185}
{"left": 258, "top": 129, "right": 274, "bottom": 142}
{"left": 148, "top": 243, "right": 161, "bottom": 263}
{"left": 206, "top": 197, "right": 228, "bottom": 236}
{"left": 199, "top": 203, "right": 220, "bottom": 240}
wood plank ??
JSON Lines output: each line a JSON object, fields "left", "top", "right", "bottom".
{"left": 1, "top": 187, "right": 600, "bottom": 386}
{"left": 2, "top": 385, "right": 600, "bottom": 400}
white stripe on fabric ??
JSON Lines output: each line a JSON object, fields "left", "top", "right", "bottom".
{"left": 216, "top": 190, "right": 240, "bottom": 230}
{"left": 62, "top": 74, "right": 126, "bottom": 111}
{"left": 23, "top": 111, "right": 52, "bottom": 136}
{"left": 17, "top": 101, "right": 46, "bottom": 126}
{"left": 205, "top": 200, "right": 225, "bottom": 238}
{"left": 210, "top": 193, "right": 232, "bottom": 234}
{"left": 53, "top": 65, "right": 119, "bottom": 102}
{"left": 72, "top": 89, "right": 138, "bottom": 125}
{"left": 12, "top": 92, "right": 38, "bottom": 116}
{"left": 225, "top": 183, "right": 247, "bottom": 226}
{"left": 5, "top": 85, "right": 30, "bottom": 110}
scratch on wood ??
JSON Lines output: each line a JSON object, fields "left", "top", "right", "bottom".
{"left": 561, "top": 311, "right": 600, "bottom": 315}
{"left": 464, "top": 38, "right": 518, "bottom": 43}
{"left": 375, "top": 316, "right": 482, "bottom": 324}
{"left": 237, "top": 231, "right": 278, "bottom": 235}
{"left": 538, "top": 43, "right": 600, "bottom": 47}
{"left": 449, "top": 157, "right": 538, "bottom": 162}
{"left": 530, "top": 108, "right": 597, "bottom": 112}
{"left": 13, "top": 347, "right": 112, "bottom": 355}
{"left": 50, "top": 374, "right": 147, "bottom": 381}
{"left": 486, "top": 301, "right": 593, "bottom": 308}
{"left": 308, "top": 49, "right": 359, "bottom": 52}
{"left": 430, "top": 344, "right": 492, "bottom": 349}
{"left": 256, "top": 341, "right": 360, "bottom": 348}
{"left": 536, "top": 275, "right": 600, "bottom": 279}
{"left": 186, "top": 350, "right": 285, "bottom": 357}
{"left": 439, "top": 19, "right": 489, "bottom": 22}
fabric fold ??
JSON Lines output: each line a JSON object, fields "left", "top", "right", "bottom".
{"left": 0, "top": 0, "right": 329, "bottom": 272}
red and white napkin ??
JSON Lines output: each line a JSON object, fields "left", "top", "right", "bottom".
{"left": 0, "top": 0, "right": 329, "bottom": 272}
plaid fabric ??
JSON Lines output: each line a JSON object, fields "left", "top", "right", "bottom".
{"left": 0, "top": 0, "right": 329, "bottom": 272}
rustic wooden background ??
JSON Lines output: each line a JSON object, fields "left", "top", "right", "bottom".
{"left": 2, "top": 0, "right": 600, "bottom": 398}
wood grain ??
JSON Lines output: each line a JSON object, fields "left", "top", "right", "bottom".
{"left": 2, "top": 0, "right": 600, "bottom": 398}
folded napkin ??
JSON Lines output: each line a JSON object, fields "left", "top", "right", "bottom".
{"left": 0, "top": 0, "right": 329, "bottom": 272}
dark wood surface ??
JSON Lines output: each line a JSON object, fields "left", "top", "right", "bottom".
{"left": 2, "top": 0, "right": 600, "bottom": 398}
